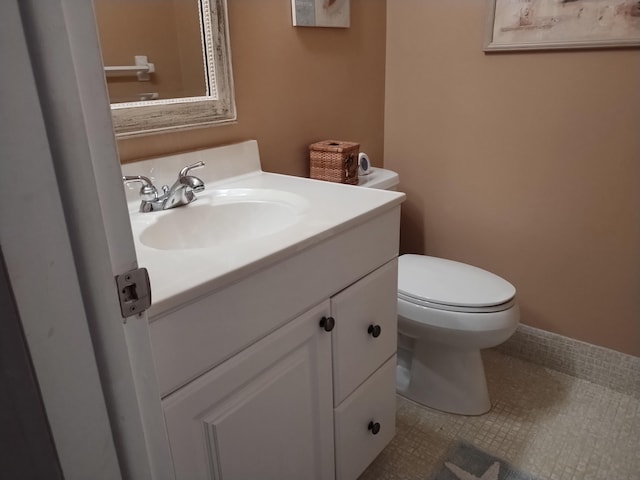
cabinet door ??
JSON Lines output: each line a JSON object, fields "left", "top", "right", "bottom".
{"left": 162, "top": 301, "right": 335, "bottom": 480}
{"left": 331, "top": 259, "right": 398, "bottom": 405}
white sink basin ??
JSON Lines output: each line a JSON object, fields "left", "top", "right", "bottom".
{"left": 134, "top": 188, "right": 308, "bottom": 250}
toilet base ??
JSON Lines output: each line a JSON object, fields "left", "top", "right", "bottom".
{"left": 396, "top": 341, "right": 491, "bottom": 416}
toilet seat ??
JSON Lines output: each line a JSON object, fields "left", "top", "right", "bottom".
{"left": 398, "top": 254, "right": 516, "bottom": 314}
{"left": 398, "top": 292, "right": 516, "bottom": 314}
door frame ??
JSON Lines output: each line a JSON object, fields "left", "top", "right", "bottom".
{"left": 1, "top": 1, "right": 172, "bottom": 478}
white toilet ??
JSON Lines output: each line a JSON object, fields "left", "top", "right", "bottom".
{"left": 359, "top": 167, "right": 519, "bottom": 415}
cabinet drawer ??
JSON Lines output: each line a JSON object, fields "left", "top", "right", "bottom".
{"left": 331, "top": 259, "right": 398, "bottom": 405}
{"left": 334, "top": 355, "right": 396, "bottom": 480}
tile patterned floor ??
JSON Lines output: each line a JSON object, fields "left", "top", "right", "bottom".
{"left": 360, "top": 350, "right": 640, "bottom": 480}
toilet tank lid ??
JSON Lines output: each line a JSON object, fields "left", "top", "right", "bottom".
{"left": 398, "top": 254, "right": 516, "bottom": 308}
{"left": 358, "top": 168, "right": 399, "bottom": 190}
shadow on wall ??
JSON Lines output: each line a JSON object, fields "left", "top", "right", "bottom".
{"left": 398, "top": 187, "right": 425, "bottom": 255}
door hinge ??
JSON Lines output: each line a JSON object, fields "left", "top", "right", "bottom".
{"left": 115, "top": 267, "right": 151, "bottom": 319}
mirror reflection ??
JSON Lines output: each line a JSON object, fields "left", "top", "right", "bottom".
{"left": 95, "top": 0, "right": 208, "bottom": 103}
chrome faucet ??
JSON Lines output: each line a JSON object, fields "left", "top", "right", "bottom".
{"left": 164, "top": 162, "right": 206, "bottom": 210}
{"left": 122, "top": 174, "right": 161, "bottom": 212}
{"left": 123, "top": 161, "right": 206, "bottom": 212}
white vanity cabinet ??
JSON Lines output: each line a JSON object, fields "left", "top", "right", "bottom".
{"left": 149, "top": 205, "right": 401, "bottom": 480}
{"left": 123, "top": 140, "right": 405, "bottom": 479}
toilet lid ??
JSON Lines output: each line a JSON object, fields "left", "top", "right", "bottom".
{"left": 398, "top": 255, "right": 516, "bottom": 309}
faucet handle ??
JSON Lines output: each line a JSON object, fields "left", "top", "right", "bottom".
{"left": 122, "top": 175, "right": 158, "bottom": 201}
{"left": 178, "top": 161, "right": 205, "bottom": 178}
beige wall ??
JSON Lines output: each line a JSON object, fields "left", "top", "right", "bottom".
{"left": 385, "top": 2, "right": 640, "bottom": 355}
{"left": 117, "top": 0, "right": 387, "bottom": 177}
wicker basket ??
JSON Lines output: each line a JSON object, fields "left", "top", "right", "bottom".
{"left": 309, "top": 140, "right": 360, "bottom": 185}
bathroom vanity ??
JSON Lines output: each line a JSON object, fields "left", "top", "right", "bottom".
{"left": 122, "top": 141, "right": 404, "bottom": 479}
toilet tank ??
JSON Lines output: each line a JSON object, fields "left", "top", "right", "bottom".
{"left": 358, "top": 168, "right": 399, "bottom": 191}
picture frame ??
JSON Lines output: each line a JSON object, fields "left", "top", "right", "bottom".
{"left": 484, "top": 0, "right": 640, "bottom": 51}
{"left": 291, "top": 0, "right": 350, "bottom": 28}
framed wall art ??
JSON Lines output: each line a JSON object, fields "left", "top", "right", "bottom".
{"left": 291, "top": 0, "right": 350, "bottom": 28}
{"left": 485, "top": 0, "right": 640, "bottom": 51}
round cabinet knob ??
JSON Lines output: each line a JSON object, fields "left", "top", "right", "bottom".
{"left": 319, "top": 316, "right": 335, "bottom": 332}
{"left": 367, "top": 324, "right": 381, "bottom": 338}
{"left": 368, "top": 421, "right": 381, "bottom": 435}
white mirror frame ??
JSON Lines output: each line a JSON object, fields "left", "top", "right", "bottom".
{"left": 110, "top": 0, "right": 236, "bottom": 137}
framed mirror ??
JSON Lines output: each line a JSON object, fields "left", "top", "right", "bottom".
{"left": 95, "top": 0, "right": 236, "bottom": 137}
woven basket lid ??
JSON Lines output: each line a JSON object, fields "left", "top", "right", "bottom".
{"left": 309, "top": 140, "right": 359, "bottom": 153}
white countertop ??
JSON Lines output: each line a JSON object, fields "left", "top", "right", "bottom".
{"left": 122, "top": 141, "right": 405, "bottom": 318}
